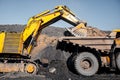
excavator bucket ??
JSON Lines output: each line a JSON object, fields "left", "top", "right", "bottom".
{"left": 64, "top": 23, "right": 87, "bottom": 37}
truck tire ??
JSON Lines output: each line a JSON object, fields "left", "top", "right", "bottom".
{"left": 116, "top": 52, "right": 120, "bottom": 71}
{"left": 74, "top": 52, "right": 99, "bottom": 76}
{"left": 67, "top": 54, "right": 78, "bottom": 74}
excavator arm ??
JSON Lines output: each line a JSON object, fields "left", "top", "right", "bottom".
{"left": 20, "top": 5, "right": 86, "bottom": 55}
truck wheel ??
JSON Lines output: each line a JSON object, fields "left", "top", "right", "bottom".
{"left": 25, "top": 62, "right": 38, "bottom": 74}
{"left": 74, "top": 52, "right": 99, "bottom": 76}
{"left": 67, "top": 54, "right": 78, "bottom": 74}
{"left": 116, "top": 52, "right": 120, "bottom": 71}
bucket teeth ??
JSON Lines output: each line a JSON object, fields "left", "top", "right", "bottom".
{"left": 65, "top": 28, "right": 87, "bottom": 37}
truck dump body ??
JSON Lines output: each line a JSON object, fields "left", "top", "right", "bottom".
{"left": 58, "top": 37, "right": 114, "bottom": 53}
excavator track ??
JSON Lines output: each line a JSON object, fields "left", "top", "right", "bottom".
{"left": 0, "top": 56, "right": 38, "bottom": 74}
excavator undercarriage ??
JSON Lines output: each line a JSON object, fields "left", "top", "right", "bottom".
{"left": 0, "top": 57, "right": 38, "bottom": 74}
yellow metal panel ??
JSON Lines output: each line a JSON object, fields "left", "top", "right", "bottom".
{"left": 22, "top": 21, "right": 40, "bottom": 42}
{"left": 3, "top": 33, "right": 21, "bottom": 54}
{"left": 22, "top": 11, "right": 61, "bottom": 42}
{"left": 40, "top": 12, "right": 61, "bottom": 25}
{"left": 113, "top": 29, "right": 120, "bottom": 32}
{"left": 115, "top": 38, "right": 120, "bottom": 45}
{"left": 27, "top": 21, "right": 41, "bottom": 54}
{"left": 0, "top": 32, "right": 5, "bottom": 53}
{"left": 18, "top": 34, "right": 23, "bottom": 54}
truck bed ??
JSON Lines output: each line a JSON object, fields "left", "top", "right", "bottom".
{"left": 58, "top": 36, "right": 114, "bottom": 52}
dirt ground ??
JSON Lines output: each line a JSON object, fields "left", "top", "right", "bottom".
{"left": 0, "top": 60, "right": 120, "bottom": 80}
{"left": 0, "top": 25, "right": 120, "bottom": 80}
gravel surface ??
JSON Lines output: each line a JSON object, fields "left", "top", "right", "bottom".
{"left": 1, "top": 60, "right": 120, "bottom": 80}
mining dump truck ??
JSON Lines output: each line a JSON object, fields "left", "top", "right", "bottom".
{"left": 57, "top": 29, "right": 120, "bottom": 76}
{"left": 0, "top": 5, "right": 87, "bottom": 74}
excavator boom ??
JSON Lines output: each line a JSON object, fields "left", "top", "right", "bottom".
{"left": 21, "top": 5, "right": 86, "bottom": 54}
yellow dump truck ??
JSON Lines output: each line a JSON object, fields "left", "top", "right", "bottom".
{"left": 57, "top": 29, "right": 120, "bottom": 76}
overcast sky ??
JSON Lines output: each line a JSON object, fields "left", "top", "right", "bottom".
{"left": 0, "top": 0, "right": 120, "bottom": 30}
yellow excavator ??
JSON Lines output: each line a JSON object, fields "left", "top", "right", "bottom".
{"left": 0, "top": 5, "right": 87, "bottom": 74}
